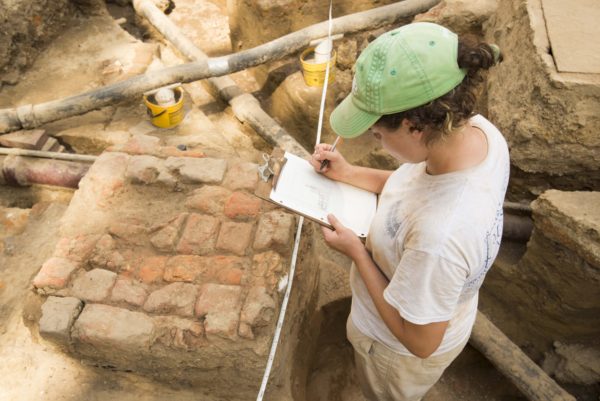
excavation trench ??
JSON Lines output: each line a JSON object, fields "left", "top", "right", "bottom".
{"left": 0, "top": 1, "right": 597, "bottom": 401}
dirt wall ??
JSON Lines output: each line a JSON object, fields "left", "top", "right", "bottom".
{"left": 227, "top": 0, "right": 399, "bottom": 50}
{"left": 0, "top": 0, "right": 77, "bottom": 87}
{"left": 485, "top": 0, "right": 600, "bottom": 199}
{"left": 484, "top": 190, "right": 600, "bottom": 359}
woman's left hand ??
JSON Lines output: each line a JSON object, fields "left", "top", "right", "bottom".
{"left": 321, "top": 214, "right": 366, "bottom": 260}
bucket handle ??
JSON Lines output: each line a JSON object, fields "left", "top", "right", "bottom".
{"left": 146, "top": 108, "right": 167, "bottom": 119}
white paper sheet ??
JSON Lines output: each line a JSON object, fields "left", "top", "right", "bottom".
{"left": 270, "top": 152, "right": 377, "bottom": 238}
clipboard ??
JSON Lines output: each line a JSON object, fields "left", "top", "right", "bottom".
{"left": 255, "top": 148, "right": 377, "bottom": 238}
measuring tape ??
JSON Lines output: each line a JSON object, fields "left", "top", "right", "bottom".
{"left": 255, "top": 2, "right": 334, "bottom": 400}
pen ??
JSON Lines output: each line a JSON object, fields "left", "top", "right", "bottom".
{"left": 319, "top": 136, "right": 341, "bottom": 171}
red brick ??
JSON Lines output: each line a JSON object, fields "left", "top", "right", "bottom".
{"left": 33, "top": 257, "right": 79, "bottom": 291}
{"left": 203, "top": 255, "right": 245, "bottom": 285}
{"left": 222, "top": 162, "right": 259, "bottom": 191}
{"left": 216, "top": 222, "right": 253, "bottom": 256}
{"left": 185, "top": 186, "right": 231, "bottom": 215}
{"left": 175, "top": 214, "right": 219, "bottom": 255}
{"left": 223, "top": 192, "right": 262, "bottom": 220}
{"left": 164, "top": 255, "right": 246, "bottom": 285}
{"left": 138, "top": 256, "right": 167, "bottom": 284}
{"left": 163, "top": 255, "right": 204, "bottom": 282}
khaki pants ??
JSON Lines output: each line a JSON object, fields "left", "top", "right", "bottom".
{"left": 347, "top": 317, "right": 467, "bottom": 401}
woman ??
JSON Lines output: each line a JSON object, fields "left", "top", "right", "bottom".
{"left": 310, "top": 22, "right": 508, "bottom": 401}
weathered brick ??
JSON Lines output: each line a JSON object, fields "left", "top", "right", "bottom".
{"left": 126, "top": 155, "right": 162, "bottom": 184}
{"left": 0, "top": 129, "right": 47, "bottom": 150}
{"left": 153, "top": 316, "right": 205, "bottom": 350}
{"left": 108, "top": 218, "right": 147, "bottom": 246}
{"left": 241, "top": 286, "right": 276, "bottom": 327}
{"left": 222, "top": 162, "right": 259, "bottom": 191}
{"left": 33, "top": 257, "right": 79, "bottom": 292}
{"left": 163, "top": 255, "right": 245, "bottom": 285}
{"left": 88, "top": 234, "right": 126, "bottom": 272}
{"left": 250, "top": 251, "right": 284, "bottom": 293}
{"left": 156, "top": 168, "right": 178, "bottom": 189}
{"left": 195, "top": 284, "right": 242, "bottom": 340}
{"left": 159, "top": 146, "right": 205, "bottom": 159}
{"left": 150, "top": 213, "right": 188, "bottom": 252}
{"left": 39, "top": 296, "right": 83, "bottom": 345}
{"left": 137, "top": 255, "right": 167, "bottom": 284}
{"left": 176, "top": 214, "right": 219, "bottom": 255}
{"left": 163, "top": 255, "right": 204, "bottom": 282}
{"left": 53, "top": 234, "right": 101, "bottom": 262}
{"left": 185, "top": 186, "right": 231, "bottom": 215}
{"left": 216, "top": 222, "right": 253, "bottom": 256}
{"left": 166, "top": 157, "right": 227, "bottom": 184}
{"left": 72, "top": 304, "right": 154, "bottom": 351}
{"left": 223, "top": 192, "right": 262, "bottom": 220}
{"left": 86, "top": 152, "right": 129, "bottom": 201}
{"left": 202, "top": 255, "right": 246, "bottom": 285}
{"left": 111, "top": 278, "right": 148, "bottom": 307}
{"left": 143, "top": 282, "right": 198, "bottom": 317}
{"left": 109, "top": 134, "right": 160, "bottom": 156}
{"left": 71, "top": 268, "right": 118, "bottom": 302}
{"left": 253, "top": 210, "right": 295, "bottom": 253}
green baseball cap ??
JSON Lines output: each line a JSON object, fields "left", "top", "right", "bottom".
{"left": 330, "top": 22, "right": 467, "bottom": 138}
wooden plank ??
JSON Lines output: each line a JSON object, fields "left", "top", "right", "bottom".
{"left": 541, "top": 0, "right": 600, "bottom": 73}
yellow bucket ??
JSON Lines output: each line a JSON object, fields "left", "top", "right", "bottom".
{"left": 300, "top": 47, "right": 337, "bottom": 87}
{"left": 143, "top": 87, "right": 185, "bottom": 128}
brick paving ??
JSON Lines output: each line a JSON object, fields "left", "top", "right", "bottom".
{"left": 31, "top": 147, "right": 301, "bottom": 397}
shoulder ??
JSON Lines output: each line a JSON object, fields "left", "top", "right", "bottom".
{"left": 405, "top": 185, "right": 499, "bottom": 258}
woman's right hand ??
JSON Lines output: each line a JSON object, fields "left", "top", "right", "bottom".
{"left": 309, "top": 143, "right": 352, "bottom": 182}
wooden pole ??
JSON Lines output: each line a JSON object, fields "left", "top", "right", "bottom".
{"left": 470, "top": 312, "right": 576, "bottom": 401}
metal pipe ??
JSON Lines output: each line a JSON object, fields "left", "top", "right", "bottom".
{"left": 502, "top": 213, "right": 533, "bottom": 241}
{"left": 1, "top": 155, "right": 90, "bottom": 188}
{"left": 0, "top": 0, "right": 440, "bottom": 134}
{"left": 0, "top": 147, "right": 97, "bottom": 162}
{"left": 133, "top": 0, "right": 309, "bottom": 157}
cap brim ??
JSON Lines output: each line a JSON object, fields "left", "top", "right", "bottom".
{"left": 329, "top": 95, "right": 380, "bottom": 138}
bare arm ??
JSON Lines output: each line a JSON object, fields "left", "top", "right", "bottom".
{"left": 323, "top": 214, "right": 448, "bottom": 358}
{"left": 310, "top": 144, "right": 393, "bottom": 194}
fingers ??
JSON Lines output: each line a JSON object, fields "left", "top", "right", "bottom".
{"left": 321, "top": 225, "right": 335, "bottom": 241}
{"left": 326, "top": 214, "right": 341, "bottom": 229}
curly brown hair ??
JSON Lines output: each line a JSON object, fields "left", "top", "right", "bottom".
{"left": 374, "top": 36, "right": 502, "bottom": 144}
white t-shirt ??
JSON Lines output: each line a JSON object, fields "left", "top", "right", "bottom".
{"left": 350, "top": 114, "right": 510, "bottom": 357}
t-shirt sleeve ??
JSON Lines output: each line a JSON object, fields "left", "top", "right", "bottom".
{"left": 382, "top": 248, "right": 468, "bottom": 325}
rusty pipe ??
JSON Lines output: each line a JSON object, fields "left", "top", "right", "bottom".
{"left": 1, "top": 155, "right": 90, "bottom": 188}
